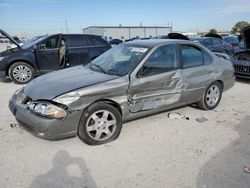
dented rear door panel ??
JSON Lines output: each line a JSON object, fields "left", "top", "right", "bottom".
{"left": 181, "top": 65, "right": 215, "bottom": 103}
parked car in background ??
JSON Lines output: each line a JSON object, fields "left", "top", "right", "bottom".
{"left": 109, "top": 38, "right": 123, "bottom": 47}
{"left": 0, "top": 35, "right": 23, "bottom": 52}
{"left": 6, "top": 36, "right": 24, "bottom": 49}
{"left": 0, "top": 29, "right": 111, "bottom": 84}
{"left": 223, "top": 36, "right": 239, "bottom": 47}
{"left": 125, "top": 36, "right": 140, "bottom": 42}
{"left": 222, "top": 35, "right": 240, "bottom": 53}
{"left": 232, "top": 26, "right": 250, "bottom": 79}
{"left": 9, "top": 39, "right": 235, "bottom": 145}
{"left": 154, "top": 33, "right": 189, "bottom": 40}
{"left": 189, "top": 36, "right": 234, "bottom": 54}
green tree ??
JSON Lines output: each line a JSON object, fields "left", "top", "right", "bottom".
{"left": 231, "top": 21, "right": 250, "bottom": 34}
{"left": 209, "top": 28, "right": 218, "bottom": 34}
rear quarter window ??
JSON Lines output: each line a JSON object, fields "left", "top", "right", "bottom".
{"left": 89, "top": 36, "right": 109, "bottom": 46}
{"left": 203, "top": 51, "right": 213, "bottom": 65}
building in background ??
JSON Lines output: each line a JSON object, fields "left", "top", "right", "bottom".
{"left": 82, "top": 26, "right": 172, "bottom": 41}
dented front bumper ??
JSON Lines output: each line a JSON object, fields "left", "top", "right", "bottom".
{"left": 8, "top": 93, "right": 82, "bottom": 140}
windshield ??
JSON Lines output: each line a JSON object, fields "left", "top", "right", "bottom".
{"left": 22, "top": 35, "right": 45, "bottom": 47}
{"left": 21, "top": 35, "right": 48, "bottom": 49}
{"left": 88, "top": 44, "right": 149, "bottom": 76}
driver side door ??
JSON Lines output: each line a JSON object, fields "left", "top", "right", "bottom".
{"left": 128, "top": 44, "right": 183, "bottom": 113}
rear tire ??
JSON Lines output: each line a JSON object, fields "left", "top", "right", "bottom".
{"left": 198, "top": 81, "right": 222, "bottom": 110}
{"left": 8, "top": 62, "right": 35, "bottom": 84}
{"left": 78, "top": 102, "right": 122, "bottom": 145}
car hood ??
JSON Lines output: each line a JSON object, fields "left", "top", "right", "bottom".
{"left": 241, "top": 26, "right": 250, "bottom": 49}
{"left": 0, "top": 29, "right": 21, "bottom": 48}
{"left": 24, "top": 66, "right": 118, "bottom": 100}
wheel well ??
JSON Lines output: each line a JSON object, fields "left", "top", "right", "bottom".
{"left": 216, "top": 80, "right": 224, "bottom": 90}
{"left": 6, "top": 60, "right": 34, "bottom": 76}
{"left": 92, "top": 99, "right": 123, "bottom": 116}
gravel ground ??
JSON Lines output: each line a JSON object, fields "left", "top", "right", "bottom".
{"left": 0, "top": 77, "right": 249, "bottom": 188}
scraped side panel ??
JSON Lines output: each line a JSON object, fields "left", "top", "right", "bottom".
{"left": 128, "top": 70, "right": 183, "bottom": 112}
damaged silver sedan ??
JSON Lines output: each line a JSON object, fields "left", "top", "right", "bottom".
{"left": 9, "top": 39, "right": 235, "bottom": 145}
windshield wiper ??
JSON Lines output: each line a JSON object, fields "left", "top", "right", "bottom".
{"left": 90, "top": 63, "right": 107, "bottom": 74}
{"left": 106, "top": 69, "right": 122, "bottom": 76}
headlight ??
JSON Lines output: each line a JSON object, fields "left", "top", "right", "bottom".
{"left": 0, "top": 56, "right": 4, "bottom": 61}
{"left": 53, "top": 91, "right": 80, "bottom": 105}
{"left": 14, "top": 87, "right": 24, "bottom": 95}
{"left": 28, "top": 102, "right": 67, "bottom": 119}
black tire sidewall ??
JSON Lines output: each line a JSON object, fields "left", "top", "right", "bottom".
{"left": 9, "top": 62, "right": 35, "bottom": 84}
{"left": 77, "top": 102, "right": 122, "bottom": 145}
{"left": 203, "top": 82, "right": 222, "bottom": 110}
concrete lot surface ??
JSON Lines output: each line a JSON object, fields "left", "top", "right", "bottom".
{"left": 0, "top": 77, "right": 249, "bottom": 188}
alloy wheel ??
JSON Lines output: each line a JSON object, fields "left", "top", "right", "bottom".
{"left": 86, "top": 110, "right": 117, "bottom": 141}
{"left": 206, "top": 84, "right": 220, "bottom": 107}
{"left": 12, "top": 65, "right": 32, "bottom": 83}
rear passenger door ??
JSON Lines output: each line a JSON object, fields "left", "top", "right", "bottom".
{"left": 64, "top": 35, "right": 90, "bottom": 67}
{"left": 180, "top": 44, "right": 215, "bottom": 103}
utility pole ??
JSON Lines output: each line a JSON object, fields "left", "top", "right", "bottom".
{"left": 65, "top": 19, "right": 69, "bottom": 34}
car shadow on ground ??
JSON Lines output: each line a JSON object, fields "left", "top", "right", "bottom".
{"left": 196, "top": 116, "right": 250, "bottom": 188}
{"left": 0, "top": 77, "right": 12, "bottom": 83}
{"left": 29, "top": 150, "right": 97, "bottom": 188}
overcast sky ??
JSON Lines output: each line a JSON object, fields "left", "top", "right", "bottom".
{"left": 0, "top": 0, "right": 250, "bottom": 37}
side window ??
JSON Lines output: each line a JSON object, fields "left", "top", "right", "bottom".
{"left": 181, "top": 45, "right": 203, "bottom": 68}
{"left": 39, "top": 36, "right": 59, "bottom": 49}
{"left": 141, "top": 44, "right": 177, "bottom": 77}
{"left": 213, "top": 38, "right": 222, "bottom": 45}
{"left": 66, "top": 35, "right": 82, "bottom": 47}
{"left": 82, "top": 35, "right": 93, "bottom": 46}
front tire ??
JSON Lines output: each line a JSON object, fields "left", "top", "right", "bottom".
{"left": 198, "top": 81, "right": 222, "bottom": 110}
{"left": 8, "top": 62, "right": 35, "bottom": 84}
{"left": 78, "top": 102, "right": 122, "bottom": 145}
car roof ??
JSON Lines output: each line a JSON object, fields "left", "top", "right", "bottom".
{"left": 124, "top": 39, "right": 195, "bottom": 48}
{"left": 63, "top": 34, "right": 102, "bottom": 37}
{"left": 189, "top": 36, "right": 223, "bottom": 41}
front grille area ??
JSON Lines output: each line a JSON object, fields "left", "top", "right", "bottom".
{"left": 234, "top": 65, "right": 250, "bottom": 73}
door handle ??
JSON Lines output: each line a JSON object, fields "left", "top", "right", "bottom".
{"left": 172, "top": 70, "right": 181, "bottom": 79}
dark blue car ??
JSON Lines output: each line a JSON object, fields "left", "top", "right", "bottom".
{"left": 0, "top": 29, "right": 111, "bottom": 84}
{"left": 189, "top": 36, "right": 234, "bottom": 55}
